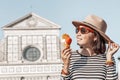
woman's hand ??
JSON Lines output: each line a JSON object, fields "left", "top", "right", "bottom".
{"left": 106, "top": 42, "right": 119, "bottom": 61}
{"left": 61, "top": 48, "right": 72, "bottom": 73}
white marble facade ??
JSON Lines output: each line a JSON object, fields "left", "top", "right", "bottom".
{"left": 0, "top": 13, "right": 62, "bottom": 80}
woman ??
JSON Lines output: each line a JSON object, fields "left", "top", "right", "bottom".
{"left": 61, "top": 15, "right": 119, "bottom": 80}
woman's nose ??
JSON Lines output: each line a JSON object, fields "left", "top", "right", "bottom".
{"left": 76, "top": 33, "right": 81, "bottom": 38}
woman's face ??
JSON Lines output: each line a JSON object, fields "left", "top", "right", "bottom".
{"left": 76, "top": 25, "right": 96, "bottom": 48}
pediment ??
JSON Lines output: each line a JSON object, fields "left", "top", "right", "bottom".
{"left": 2, "top": 13, "right": 61, "bottom": 30}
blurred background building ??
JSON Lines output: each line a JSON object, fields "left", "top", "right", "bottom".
{"left": 0, "top": 13, "right": 62, "bottom": 80}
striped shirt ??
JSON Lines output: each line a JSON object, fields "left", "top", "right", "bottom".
{"left": 61, "top": 50, "right": 118, "bottom": 80}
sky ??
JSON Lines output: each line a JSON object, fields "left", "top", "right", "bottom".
{"left": 0, "top": 0, "right": 120, "bottom": 71}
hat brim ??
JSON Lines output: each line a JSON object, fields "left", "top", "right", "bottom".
{"left": 72, "top": 21, "right": 114, "bottom": 43}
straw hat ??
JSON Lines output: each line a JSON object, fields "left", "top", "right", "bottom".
{"left": 72, "top": 14, "right": 113, "bottom": 43}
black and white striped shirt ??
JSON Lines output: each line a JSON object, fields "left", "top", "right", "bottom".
{"left": 61, "top": 50, "right": 118, "bottom": 80}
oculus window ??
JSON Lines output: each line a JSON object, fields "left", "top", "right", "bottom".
{"left": 23, "top": 46, "right": 40, "bottom": 61}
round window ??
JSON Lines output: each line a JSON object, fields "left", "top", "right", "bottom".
{"left": 23, "top": 46, "right": 40, "bottom": 61}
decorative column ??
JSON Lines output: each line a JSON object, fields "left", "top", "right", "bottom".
{"left": 42, "top": 36, "right": 47, "bottom": 62}
{"left": 57, "top": 36, "right": 61, "bottom": 61}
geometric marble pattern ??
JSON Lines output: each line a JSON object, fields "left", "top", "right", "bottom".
{"left": 0, "top": 64, "right": 62, "bottom": 74}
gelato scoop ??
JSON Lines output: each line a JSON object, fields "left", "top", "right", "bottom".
{"left": 62, "top": 33, "right": 72, "bottom": 48}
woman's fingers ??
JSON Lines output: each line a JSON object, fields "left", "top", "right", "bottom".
{"left": 113, "top": 43, "right": 119, "bottom": 52}
{"left": 67, "top": 53, "right": 71, "bottom": 59}
{"left": 62, "top": 48, "right": 71, "bottom": 55}
{"left": 111, "top": 43, "right": 119, "bottom": 49}
{"left": 62, "top": 47, "right": 70, "bottom": 53}
{"left": 64, "top": 48, "right": 71, "bottom": 54}
{"left": 107, "top": 42, "right": 119, "bottom": 55}
{"left": 64, "top": 50, "right": 71, "bottom": 59}
{"left": 61, "top": 48, "right": 71, "bottom": 61}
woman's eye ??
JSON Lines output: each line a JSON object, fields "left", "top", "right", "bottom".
{"left": 81, "top": 28, "right": 87, "bottom": 33}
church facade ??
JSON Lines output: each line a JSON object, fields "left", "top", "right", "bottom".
{"left": 0, "top": 13, "right": 62, "bottom": 80}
